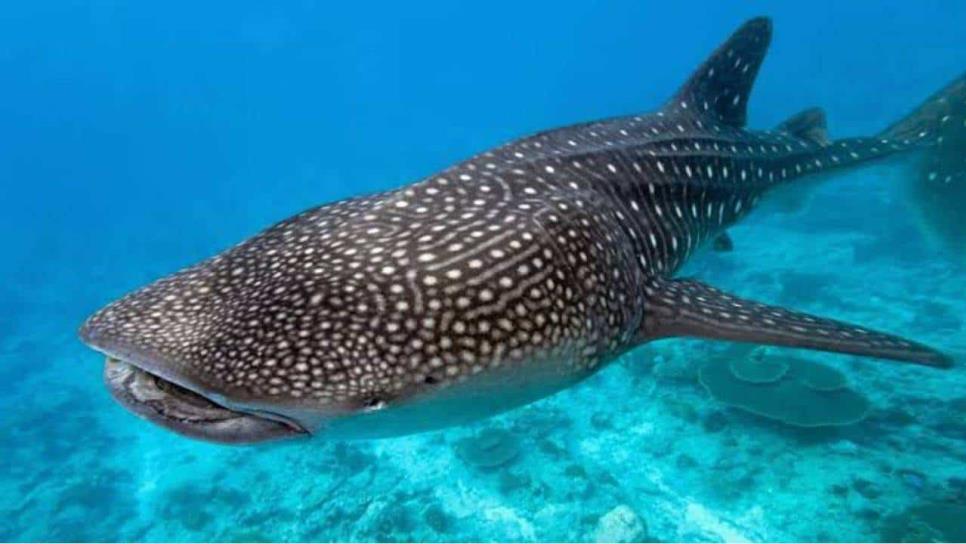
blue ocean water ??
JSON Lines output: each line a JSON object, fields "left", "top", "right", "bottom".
{"left": 2, "top": 1, "right": 966, "bottom": 541}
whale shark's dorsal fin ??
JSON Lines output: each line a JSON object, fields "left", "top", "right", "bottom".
{"left": 639, "top": 278, "right": 953, "bottom": 368}
{"left": 668, "top": 17, "right": 772, "bottom": 127}
{"left": 777, "top": 107, "right": 830, "bottom": 146}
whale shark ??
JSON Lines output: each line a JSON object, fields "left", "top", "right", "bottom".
{"left": 890, "top": 76, "right": 966, "bottom": 264}
{"left": 79, "top": 17, "right": 962, "bottom": 444}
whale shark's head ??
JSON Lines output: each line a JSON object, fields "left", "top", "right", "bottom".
{"left": 79, "top": 195, "right": 439, "bottom": 444}
{"left": 79, "top": 188, "right": 619, "bottom": 443}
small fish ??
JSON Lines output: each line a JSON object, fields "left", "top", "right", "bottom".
{"left": 712, "top": 232, "right": 734, "bottom": 252}
{"left": 80, "top": 17, "right": 960, "bottom": 443}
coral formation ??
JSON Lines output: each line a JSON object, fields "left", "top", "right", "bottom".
{"left": 454, "top": 428, "right": 521, "bottom": 470}
{"left": 728, "top": 356, "right": 789, "bottom": 384}
{"left": 593, "top": 504, "right": 649, "bottom": 543}
{"left": 881, "top": 503, "right": 966, "bottom": 542}
{"left": 699, "top": 355, "right": 870, "bottom": 427}
{"left": 643, "top": 347, "right": 701, "bottom": 383}
{"left": 794, "top": 359, "right": 848, "bottom": 391}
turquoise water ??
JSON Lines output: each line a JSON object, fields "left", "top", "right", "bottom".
{"left": 2, "top": 1, "right": 966, "bottom": 541}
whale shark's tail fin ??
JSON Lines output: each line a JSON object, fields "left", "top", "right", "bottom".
{"left": 879, "top": 74, "right": 966, "bottom": 143}
{"left": 639, "top": 278, "right": 952, "bottom": 368}
{"left": 881, "top": 74, "right": 966, "bottom": 264}
{"left": 667, "top": 17, "right": 772, "bottom": 128}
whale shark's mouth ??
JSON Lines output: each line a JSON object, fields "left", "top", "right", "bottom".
{"left": 103, "top": 357, "right": 306, "bottom": 444}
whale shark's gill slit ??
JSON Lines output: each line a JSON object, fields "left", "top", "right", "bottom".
{"left": 639, "top": 278, "right": 953, "bottom": 368}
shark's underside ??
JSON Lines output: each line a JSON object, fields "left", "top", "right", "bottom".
{"left": 79, "top": 17, "right": 963, "bottom": 443}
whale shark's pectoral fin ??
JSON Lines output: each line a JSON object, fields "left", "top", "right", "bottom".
{"left": 639, "top": 278, "right": 952, "bottom": 368}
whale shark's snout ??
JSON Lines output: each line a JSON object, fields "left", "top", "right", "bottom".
{"left": 76, "top": 248, "right": 329, "bottom": 444}
{"left": 103, "top": 356, "right": 304, "bottom": 443}
{"left": 80, "top": 315, "right": 307, "bottom": 444}
{"left": 77, "top": 196, "right": 480, "bottom": 443}
{"left": 80, "top": 319, "right": 306, "bottom": 444}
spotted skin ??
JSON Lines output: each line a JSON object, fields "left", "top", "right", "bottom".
{"left": 81, "top": 17, "right": 956, "bottom": 443}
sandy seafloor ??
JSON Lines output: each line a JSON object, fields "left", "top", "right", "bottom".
{"left": 2, "top": 164, "right": 965, "bottom": 542}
